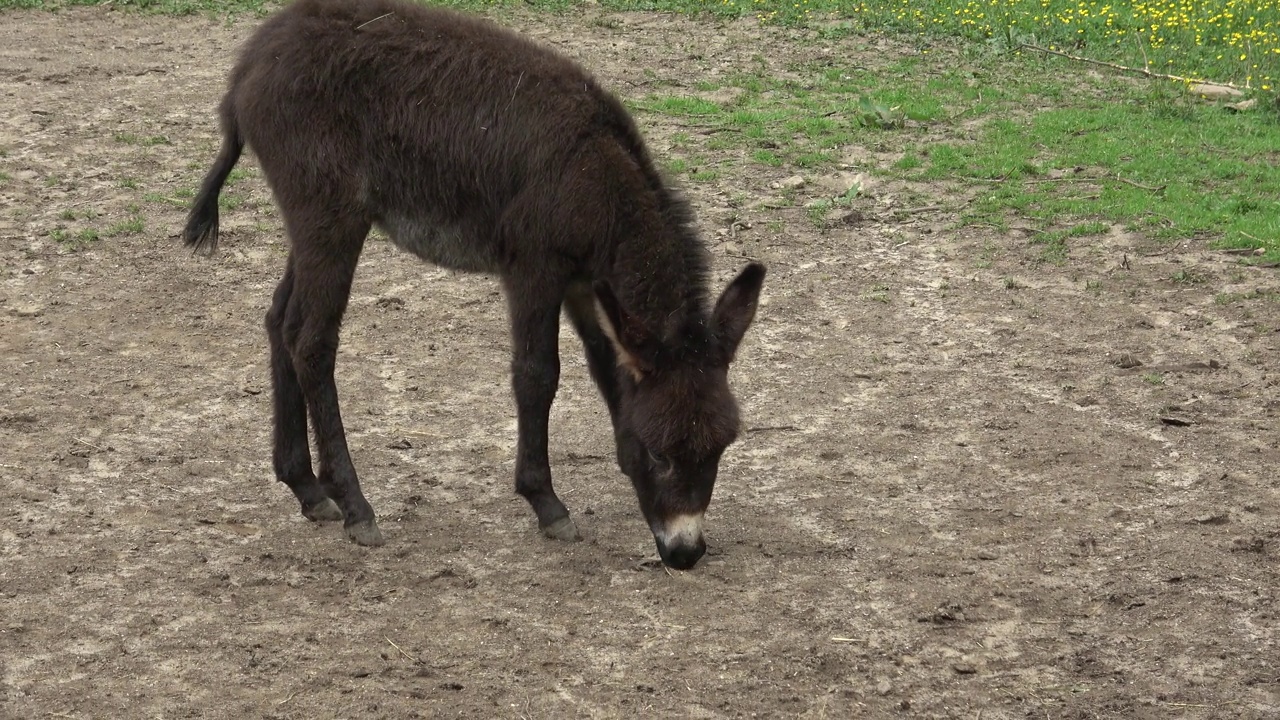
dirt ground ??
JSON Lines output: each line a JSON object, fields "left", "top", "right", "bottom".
{"left": 1, "top": 5, "right": 1277, "bottom": 719}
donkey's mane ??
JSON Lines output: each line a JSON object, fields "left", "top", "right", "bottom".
{"left": 595, "top": 93, "right": 714, "bottom": 350}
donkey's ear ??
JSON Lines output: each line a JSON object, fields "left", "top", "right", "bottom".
{"left": 713, "top": 263, "right": 766, "bottom": 363}
{"left": 594, "top": 280, "right": 655, "bottom": 381}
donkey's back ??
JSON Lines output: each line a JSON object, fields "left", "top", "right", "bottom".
{"left": 187, "top": 0, "right": 653, "bottom": 271}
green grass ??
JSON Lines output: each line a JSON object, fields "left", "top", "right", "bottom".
{"left": 143, "top": 192, "right": 191, "bottom": 208}
{"left": 1216, "top": 288, "right": 1280, "bottom": 304}
{"left": 104, "top": 216, "right": 145, "bottom": 237}
{"left": 907, "top": 93, "right": 1280, "bottom": 255}
{"left": 628, "top": 47, "right": 1276, "bottom": 256}
{"left": 113, "top": 132, "right": 171, "bottom": 146}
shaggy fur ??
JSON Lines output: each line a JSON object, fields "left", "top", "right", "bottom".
{"left": 183, "top": 0, "right": 765, "bottom": 569}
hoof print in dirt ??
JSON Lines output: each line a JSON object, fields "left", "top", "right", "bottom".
{"left": 303, "top": 498, "right": 343, "bottom": 522}
{"left": 345, "top": 519, "right": 386, "bottom": 547}
{"left": 541, "top": 517, "right": 582, "bottom": 542}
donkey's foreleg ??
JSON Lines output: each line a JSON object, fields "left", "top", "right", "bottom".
{"left": 507, "top": 277, "right": 578, "bottom": 541}
{"left": 266, "top": 256, "right": 341, "bottom": 522}
{"left": 283, "top": 217, "right": 383, "bottom": 546}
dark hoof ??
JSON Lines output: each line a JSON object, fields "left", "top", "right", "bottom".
{"left": 541, "top": 516, "right": 581, "bottom": 542}
{"left": 302, "top": 498, "right": 343, "bottom": 522}
{"left": 345, "top": 518, "right": 386, "bottom": 547}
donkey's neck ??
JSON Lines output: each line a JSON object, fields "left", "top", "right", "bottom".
{"left": 604, "top": 197, "right": 712, "bottom": 341}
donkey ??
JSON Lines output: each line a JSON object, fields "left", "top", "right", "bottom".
{"left": 183, "top": 0, "right": 765, "bottom": 570}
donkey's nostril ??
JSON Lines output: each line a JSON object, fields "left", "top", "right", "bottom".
{"left": 656, "top": 537, "right": 706, "bottom": 570}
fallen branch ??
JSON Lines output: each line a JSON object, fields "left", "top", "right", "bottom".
{"left": 1020, "top": 44, "right": 1237, "bottom": 89}
{"left": 746, "top": 424, "right": 800, "bottom": 433}
{"left": 1114, "top": 175, "right": 1166, "bottom": 193}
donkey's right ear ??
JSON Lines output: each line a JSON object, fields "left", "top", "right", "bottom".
{"left": 593, "top": 281, "right": 655, "bottom": 381}
{"left": 712, "top": 262, "right": 766, "bottom": 363}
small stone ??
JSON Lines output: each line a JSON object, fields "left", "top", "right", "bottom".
{"left": 875, "top": 680, "right": 892, "bottom": 696}
{"left": 778, "top": 175, "right": 806, "bottom": 190}
{"left": 814, "top": 171, "right": 865, "bottom": 197}
{"left": 1231, "top": 537, "right": 1264, "bottom": 553}
{"left": 10, "top": 304, "right": 43, "bottom": 318}
{"left": 387, "top": 438, "right": 413, "bottom": 450}
{"left": 976, "top": 550, "right": 999, "bottom": 560}
{"left": 1227, "top": 97, "right": 1257, "bottom": 112}
{"left": 952, "top": 663, "right": 977, "bottom": 675}
{"left": 1188, "top": 83, "right": 1244, "bottom": 100}
{"left": 1194, "top": 512, "right": 1229, "bottom": 525}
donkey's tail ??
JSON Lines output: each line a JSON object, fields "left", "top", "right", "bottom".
{"left": 183, "top": 99, "right": 243, "bottom": 254}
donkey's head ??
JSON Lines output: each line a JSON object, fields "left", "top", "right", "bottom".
{"left": 595, "top": 263, "right": 766, "bottom": 569}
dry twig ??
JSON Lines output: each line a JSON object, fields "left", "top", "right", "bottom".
{"left": 1021, "top": 43, "right": 1238, "bottom": 88}
{"left": 1114, "top": 175, "right": 1166, "bottom": 193}
{"left": 385, "top": 636, "right": 424, "bottom": 665}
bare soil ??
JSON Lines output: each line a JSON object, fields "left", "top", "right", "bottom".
{"left": 1, "top": 6, "right": 1277, "bottom": 719}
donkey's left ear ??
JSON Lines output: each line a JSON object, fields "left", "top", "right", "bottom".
{"left": 712, "top": 262, "right": 766, "bottom": 363}
{"left": 594, "top": 279, "right": 657, "bottom": 381}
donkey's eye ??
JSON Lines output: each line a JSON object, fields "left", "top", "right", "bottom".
{"left": 647, "top": 450, "right": 671, "bottom": 470}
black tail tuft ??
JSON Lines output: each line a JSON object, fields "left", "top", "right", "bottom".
{"left": 183, "top": 103, "right": 243, "bottom": 254}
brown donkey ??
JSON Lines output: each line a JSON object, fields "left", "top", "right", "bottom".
{"left": 183, "top": 0, "right": 765, "bottom": 569}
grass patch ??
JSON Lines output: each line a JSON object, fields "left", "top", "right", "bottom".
{"left": 1216, "top": 289, "right": 1280, "bottom": 304}
{"left": 104, "top": 216, "right": 145, "bottom": 237}
{"left": 114, "top": 132, "right": 171, "bottom": 146}
{"left": 908, "top": 96, "right": 1280, "bottom": 256}
{"left": 1033, "top": 221, "right": 1111, "bottom": 262}
{"left": 143, "top": 192, "right": 191, "bottom": 208}
{"left": 58, "top": 208, "right": 97, "bottom": 221}
{"left": 1171, "top": 268, "right": 1208, "bottom": 284}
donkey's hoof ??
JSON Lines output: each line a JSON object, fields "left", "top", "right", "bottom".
{"left": 541, "top": 516, "right": 581, "bottom": 542}
{"left": 345, "top": 519, "right": 386, "bottom": 547}
{"left": 303, "top": 498, "right": 343, "bottom": 522}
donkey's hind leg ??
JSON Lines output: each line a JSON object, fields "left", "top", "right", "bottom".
{"left": 280, "top": 213, "right": 384, "bottom": 546}
{"left": 266, "top": 255, "right": 342, "bottom": 522}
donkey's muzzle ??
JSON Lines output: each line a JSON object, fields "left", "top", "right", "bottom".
{"left": 656, "top": 536, "right": 707, "bottom": 570}
{"left": 653, "top": 513, "right": 707, "bottom": 570}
